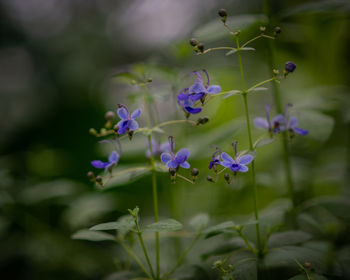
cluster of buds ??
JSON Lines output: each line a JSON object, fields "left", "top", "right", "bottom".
{"left": 87, "top": 171, "right": 103, "bottom": 185}
{"left": 189, "top": 38, "right": 204, "bottom": 53}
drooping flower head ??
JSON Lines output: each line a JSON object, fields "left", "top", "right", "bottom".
{"left": 146, "top": 138, "right": 171, "bottom": 158}
{"left": 285, "top": 61, "right": 296, "bottom": 73}
{"left": 286, "top": 116, "right": 308, "bottom": 136}
{"left": 160, "top": 136, "right": 190, "bottom": 169}
{"left": 208, "top": 148, "right": 222, "bottom": 170}
{"left": 177, "top": 70, "right": 221, "bottom": 115}
{"left": 116, "top": 104, "right": 141, "bottom": 135}
{"left": 91, "top": 151, "right": 119, "bottom": 172}
{"left": 220, "top": 141, "right": 253, "bottom": 173}
{"left": 254, "top": 105, "right": 285, "bottom": 134}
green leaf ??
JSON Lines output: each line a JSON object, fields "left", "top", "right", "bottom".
{"left": 204, "top": 221, "right": 236, "bottom": 238}
{"left": 72, "top": 229, "right": 115, "bottom": 241}
{"left": 268, "top": 231, "right": 312, "bottom": 248}
{"left": 193, "top": 14, "right": 267, "bottom": 42}
{"left": 189, "top": 213, "right": 210, "bottom": 231}
{"left": 223, "top": 90, "right": 242, "bottom": 99}
{"left": 250, "top": 87, "right": 268, "bottom": 92}
{"left": 145, "top": 219, "right": 183, "bottom": 232}
{"left": 225, "top": 47, "right": 255, "bottom": 56}
{"left": 89, "top": 215, "right": 135, "bottom": 236}
{"left": 201, "top": 237, "right": 246, "bottom": 260}
{"left": 253, "top": 137, "right": 275, "bottom": 149}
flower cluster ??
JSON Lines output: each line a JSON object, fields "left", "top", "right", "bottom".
{"left": 161, "top": 136, "right": 191, "bottom": 169}
{"left": 254, "top": 104, "right": 308, "bottom": 137}
{"left": 116, "top": 104, "right": 141, "bottom": 135}
{"left": 219, "top": 141, "right": 253, "bottom": 173}
{"left": 177, "top": 70, "right": 221, "bottom": 115}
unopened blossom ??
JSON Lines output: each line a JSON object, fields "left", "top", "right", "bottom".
{"left": 116, "top": 104, "right": 141, "bottom": 135}
{"left": 220, "top": 141, "right": 253, "bottom": 173}
{"left": 160, "top": 136, "right": 190, "bottom": 169}
{"left": 208, "top": 149, "right": 222, "bottom": 170}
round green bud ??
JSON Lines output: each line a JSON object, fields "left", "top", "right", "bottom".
{"left": 197, "top": 43, "right": 205, "bottom": 53}
{"left": 89, "top": 128, "right": 97, "bottom": 135}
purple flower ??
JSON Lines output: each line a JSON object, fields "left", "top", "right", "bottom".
{"left": 287, "top": 116, "right": 308, "bottom": 136}
{"left": 116, "top": 104, "right": 141, "bottom": 135}
{"left": 285, "top": 61, "right": 296, "bottom": 73}
{"left": 177, "top": 70, "right": 221, "bottom": 114}
{"left": 91, "top": 151, "right": 119, "bottom": 171}
{"left": 146, "top": 138, "right": 171, "bottom": 158}
{"left": 160, "top": 136, "right": 190, "bottom": 169}
{"left": 254, "top": 105, "right": 285, "bottom": 134}
{"left": 220, "top": 141, "right": 253, "bottom": 173}
{"left": 208, "top": 149, "right": 221, "bottom": 170}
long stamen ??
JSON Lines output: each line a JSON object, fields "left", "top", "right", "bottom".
{"left": 232, "top": 140, "right": 238, "bottom": 161}
{"left": 202, "top": 69, "right": 210, "bottom": 87}
{"left": 265, "top": 104, "right": 271, "bottom": 129}
{"left": 168, "top": 136, "right": 175, "bottom": 154}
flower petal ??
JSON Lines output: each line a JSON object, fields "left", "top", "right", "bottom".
{"left": 238, "top": 155, "right": 253, "bottom": 165}
{"left": 288, "top": 116, "right": 298, "bottom": 128}
{"left": 175, "top": 148, "right": 190, "bottom": 163}
{"left": 254, "top": 118, "right": 269, "bottom": 130}
{"left": 272, "top": 114, "right": 286, "bottom": 125}
{"left": 189, "top": 81, "right": 206, "bottom": 94}
{"left": 220, "top": 161, "right": 232, "bottom": 168}
{"left": 238, "top": 165, "right": 249, "bottom": 172}
{"left": 117, "top": 107, "right": 129, "bottom": 120}
{"left": 184, "top": 106, "right": 202, "bottom": 114}
{"left": 189, "top": 92, "right": 204, "bottom": 102}
{"left": 294, "top": 127, "right": 308, "bottom": 135}
{"left": 160, "top": 153, "right": 172, "bottom": 164}
{"left": 131, "top": 108, "right": 141, "bottom": 119}
{"left": 167, "top": 160, "right": 178, "bottom": 168}
{"left": 180, "top": 161, "right": 190, "bottom": 169}
{"left": 160, "top": 142, "right": 171, "bottom": 153}
{"left": 128, "top": 120, "right": 139, "bottom": 131}
{"left": 221, "top": 152, "right": 234, "bottom": 164}
{"left": 108, "top": 151, "right": 119, "bottom": 164}
{"left": 208, "top": 85, "right": 221, "bottom": 94}
{"left": 91, "top": 160, "right": 108, "bottom": 169}
{"left": 177, "top": 88, "right": 189, "bottom": 101}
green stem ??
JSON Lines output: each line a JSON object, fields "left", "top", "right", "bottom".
{"left": 153, "top": 119, "right": 196, "bottom": 129}
{"left": 118, "top": 239, "right": 153, "bottom": 279}
{"left": 134, "top": 219, "right": 156, "bottom": 279}
{"left": 235, "top": 36, "right": 262, "bottom": 255}
{"left": 264, "top": 0, "right": 296, "bottom": 208}
{"left": 247, "top": 77, "right": 276, "bottom": 93}
{"left": 237, "top": 229, "right": 257, "bottom": 255}
{"left": 201, "top": 46, "right": 236, "bottom": 55}
{"left": 142, "top": 86, "right": 160, "bottom": 279}
{"left": 164, "top": 232, "right": 202, "bottom": 279}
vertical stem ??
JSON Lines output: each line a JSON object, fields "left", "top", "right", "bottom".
{"left": 235, "top": 36, "right": 262, "bottom": 255}
{"left": 134, "top": 219, "right": 156, "bottom": 279}
{"left": 264, "top": 0, "right": 296, "bottom": 208}
{"left": 142, "top": 86, "right": 160, "bottom": 279}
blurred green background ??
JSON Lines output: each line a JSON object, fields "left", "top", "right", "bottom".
{"left": 0, "top": 0, "right": 349, "bottom": 279}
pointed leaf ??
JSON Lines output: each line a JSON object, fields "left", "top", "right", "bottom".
{"left": 89, "top": 215, "right": 135, "bottom": 235}
{"left": 72, "top": 230, "right": 115, "bottom": 241}
{"left": 204, "top": 221, "right": 236, "bottom": 238}
{"left": 145, "top": 219, "right": 183, "bottom": 232}
{"left": 268, "top": 231, "right": 312, "bottom": 248}
{"left": 253, "top": 137, "right": 275, "bottom": 148}
{"left": 189, "top": 213, "right": 210, "bottom": 231}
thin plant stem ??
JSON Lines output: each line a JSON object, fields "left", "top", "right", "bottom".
{"left": 153, "top": 119, "right": 196, "bottom": 129}
{"left": 134, "top": 218, "right": 156, "bottom": 279}
{"left": 164, "top": 232, "right": 202, "bottom": 279}
{"left": 176, "top": 174, "right": 195, "bottom": 184}
{"left": 263, "top": 0, "right": 296, "bottom": 208}
{"left": 235, "top": 36, "right": 262, "bottom": 255}
{"left": 236, "top": 229, "right": 257, "bottom": 255}
{"left": 142, "top": 85, "right": 160, "bottom": 279}
{"left": 240, "top": 34, "right": 275, "bottom": 49}
{"left": 118, "top": 239, "right": 153, "bottom": 279}
{"left": 247, "top": 77, "right": 276, "bottom": 93}
{"left": 200, "top": 46, "right": 236, "bottom": 55}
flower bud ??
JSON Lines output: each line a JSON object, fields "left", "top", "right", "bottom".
{"left": 259, "top": 26, "right": 266, "bottom": 32}
{"left": 100, "top": 128, "right": 107, "bottom": 135}
{"left": 128, "top": 131, "right": 134, "bottom": 140}
{"left": 105, "top": 111, "right": 115, "bottom": 121}
{"left": 304, "top": 262, "right": 311, "bottom": 269}
{"left": 285, "top": 61, "right": 296, "bottom": 73}
{"left": 113, "top": 124, "right": 119, "bottom": 133}
{"left": 274, "top": 26, "right": 281, "bottom": 35}
{"left": 213, "top": 260, "right": 223, "bottom": 268}
{"left": 189, "top": 38, "right": 198, "bottom": 47}
{"left": 206, "top": 175, "right": 215, "bottom": 183}
{"left": 273, "top": 69, "right": 279, "bottom": 76}
{"left": 218, "top": 9, "right": 227, "bottom": 17}
{"left": 89, "top": 128, "right": 97, "bottom": 136}
{"left": 96, "top": 176, "right": 103, "bottom": 185}
{"left": 224, "top": 173, "right": 230, "bottom": 183}
{"left": 147, "top": 77, "right": 152, "bottom": 83}
{"left": 197, "top": 43, "right": 205, "bottom": 53}
{"left": 169, "top": 168, "right": 176, "bottom": 176}
{"left": 87, "top": 171, "right": 95, "bottom": 182}
{"left": 191, "top": 168, "right": 199, "bottom": 177}
{"left": 197, "top": 117, "right": 209, "bottom": 125}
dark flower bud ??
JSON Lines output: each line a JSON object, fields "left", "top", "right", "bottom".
{"left": 191, "top": 168, "right": 199, "bottom": 177}
{"left": 87, "top": 171, "right": 95, "bottom": 182}
{"left": 197, "top": 43, "right": 205, "bottom": 53}
{"left": 128, "top": 131, "right": 134, "bottom": 140}
{"left": 96, "top": 176, "right": 103, "bottom": 184}
{"left": 197, "top": 117, "right": 209, "bottom": 125}
{"left": 89, "top": 128, "right": 97, "bottom": 136}
{"left": 105, "top": 111, "right": 115, "bottom": 121}
{"left": 285, "top": 61, "right": 296, "bottom": 73}
{"left": 113, "top": 124, "right": 119, "bottom": 133}
{"left": 147, "top": 77, "right": 152, "bottom": 83}
{"left": 274, "top": 26, "right": 281, "bottom": 35}
{"left": 169, "top": 168, "right": 176, "bottom": 176}
{"left": 304, "top": 262, "right": 311, "bottom": 269}
{"left": 207, "top": 175, "right": 215, "bottom": 183}
{"left": 218, "top": 9, "right": 227, "bottom": 17}
{"left": 189, "top": 38, "right": 198, "bottom": 46}
{"left": 224, "top": 173, "right": 230, "bottom": 183}
{"left": 259, "top": 26, "right": 266, "bottom": 32}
